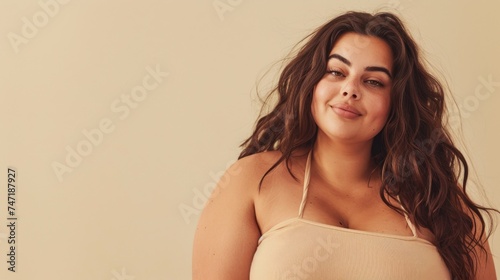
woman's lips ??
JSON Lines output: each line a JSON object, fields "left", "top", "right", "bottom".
{"left": 331, "top": 104, "right": 362, "bottom": 119}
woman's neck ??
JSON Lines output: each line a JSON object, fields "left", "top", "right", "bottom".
{"left": 311, "top": 132, "right": 378, "bottom": 192}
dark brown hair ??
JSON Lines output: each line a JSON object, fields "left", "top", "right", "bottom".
{"left": 239, "top": 11, "right": 496, "bottom": 279}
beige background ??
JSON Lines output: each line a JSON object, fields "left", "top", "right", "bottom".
{"left": 0, "top": 0, "right": 499, "bottom": 279}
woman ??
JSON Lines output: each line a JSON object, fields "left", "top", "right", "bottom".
{"left": 192, "top": 11, "right": 497, "bottom": 279}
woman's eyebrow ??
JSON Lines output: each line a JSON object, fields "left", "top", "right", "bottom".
{"left": 328, "top": 53, "right": 392, "bottom": 79}
{"left": 328, "top": 53, "right": 351, "bottom": 66}
{"left": 366, "top": 66, "right": 392, "bottom": 79}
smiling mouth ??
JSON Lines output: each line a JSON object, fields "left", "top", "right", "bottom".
{"left": 330, "top": 105, "right": 362, "bottom": 119}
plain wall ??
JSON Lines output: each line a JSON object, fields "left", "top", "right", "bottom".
{"left": 0, "top": 0, "right": 499, "bottom": 279}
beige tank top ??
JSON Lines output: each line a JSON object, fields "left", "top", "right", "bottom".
{"left": 249, "top": 150, "right": 451, "bottom": 279}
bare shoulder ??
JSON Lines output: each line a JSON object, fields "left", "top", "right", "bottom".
{"left": 236, "top": 150, "right": 285, "bottom": 173}
{"left": 192, "top": 150, "right": 291, "bottom": 280}
{"left": 227, "top": 150, "right": 289, "bottom": 190}
{"left": 237, "top": 148, "right": 308, "bottom": 174}
{"left": 201, "top": 150, "right": 291, "bottom": 210}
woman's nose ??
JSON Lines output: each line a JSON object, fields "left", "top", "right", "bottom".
{"left": 341, "top": 79, "right": 361, "bottom": 100}
{"left": 342, "top": 91, "right": 359, "bottom": 99}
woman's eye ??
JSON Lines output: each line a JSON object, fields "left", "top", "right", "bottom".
{"left": 327, "top": 70, "right": 344, "bottom": 77}
{"left": 366, "top": 80, "right": 384, "bottom": 87}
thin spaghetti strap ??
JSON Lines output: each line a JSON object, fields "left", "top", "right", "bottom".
{"left": 298, "top": 150, "right": 313, "bottom": 217}
{"left": 396, "top": 195, "right": 418, "bottom": 238}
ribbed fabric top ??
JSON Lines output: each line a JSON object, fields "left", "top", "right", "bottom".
{"left": 249, "top": 150, "right": 451, "bottom": 280}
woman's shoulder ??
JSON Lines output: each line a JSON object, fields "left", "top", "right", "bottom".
{"left": 237, "top": 150, "right": 282, "bottom": 167}
{"left": 236, "top": 148, "right": 308, "bottom": 170}
{"left": 230, "top": 150, "right": 283, "bottom": 182}
{"left": 231, "top": 148, "right": 309, "bottom": 185}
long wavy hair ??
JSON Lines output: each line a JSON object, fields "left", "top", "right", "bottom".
{"left": 238, "top": 11, "right": 496, "bottom": 279}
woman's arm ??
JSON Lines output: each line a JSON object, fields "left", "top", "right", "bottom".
{"left": 475, "top": 239, "right": 496, "bottom": 280}
{"left": 192, "top": 159, "right": 261, "bottom": 280}
{"left": 468, "top": 198, "right": 497, "bottom": 279}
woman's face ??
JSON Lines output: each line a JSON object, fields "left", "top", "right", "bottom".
{"left": 311, "top": 32, "right": 393, "bottom": 145}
